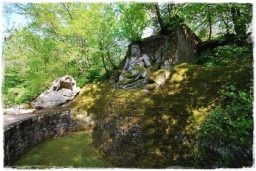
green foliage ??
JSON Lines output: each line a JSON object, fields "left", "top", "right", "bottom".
{"left": 178, "top": 3, "right": 213, "bottom": 40}
{"left": 164, "top": 16, "right": 183, "bottom": 32}
{"left": 143, "top": 3, "right": 183, "bottom": 35}
{"left": 193, "top": 84, "right": 253, "bottom": 168}
{"left": 197, "top": 44, "right": 252, "bottom": 66}
{"left": 178, "top": 3, "right": 252, "bottom": 40}
{"left": 118, "top": 2, "right": 149, "bottom": 41}
{"left": 2, "top": 2, "right": 134, "bottom": 106}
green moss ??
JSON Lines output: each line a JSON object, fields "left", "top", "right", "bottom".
{"left": 13, "top": 131, "right": 108, "bottom": 168}
{"left": 93, "top": 62, "right": 252, "bottom": 168}
{"left": 65, "top": 82, "right": 114, "bottom": 119}
{"left": 151, "top": 62, "right": 162, "bottom": 71}
{"left": 29, "top": 62, "right": 251, "bottom": 168}
{"left": 148, "top": 69, "right": 170, "bottom": 84}
{"left": 117, "top": 78, "right": 133, "bottom": 85}
{"left": 122, "top": 72, "right": 136, "bottom": 78}
{"left": 133, "top": 66, "right": 147, "bottom": 72}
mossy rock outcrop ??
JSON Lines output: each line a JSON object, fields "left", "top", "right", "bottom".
{"left": 63, "top": 61, "right": 251, "bottom": 168}
{"left": 90, "top": 63, "right": 251, "bottom": 168}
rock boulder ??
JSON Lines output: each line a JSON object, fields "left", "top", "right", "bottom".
{"left": 31, "top": 75, "right": 80, "bottom": 109}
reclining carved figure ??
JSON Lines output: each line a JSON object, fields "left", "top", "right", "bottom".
{"left": 117, "top": 45, "right": 151, "bottom": 89}
{"left": 31, "top": 75, "right": 80, "bottom": 109}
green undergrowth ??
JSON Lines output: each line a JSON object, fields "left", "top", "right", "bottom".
{"left": 12, "top": 131, "right": 108, "bottom": 168}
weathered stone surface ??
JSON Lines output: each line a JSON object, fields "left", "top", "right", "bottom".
{"left": 161, "top": 60, "right": 171, "bottom": 70}
{"left": 31, "top": 75, "right": 80, "bottom": 109}
{"left": 149, "top": 70, "right": 170, "bottom": 85}
{"left": 115, "top": 44, "right": 152, "bottom": 89}
{"left": 113, "top": 25, "right": 201, "bottom": 90}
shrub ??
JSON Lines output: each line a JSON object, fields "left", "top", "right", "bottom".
{"left": 197, "top": 45, "right": 252, "bottom": 66}
{"left": 193, "top": 84, "right": 253, "bottom": 168}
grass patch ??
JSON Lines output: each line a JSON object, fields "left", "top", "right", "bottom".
{"left": 13, "top": 131, "right": 108, "bottom": 168}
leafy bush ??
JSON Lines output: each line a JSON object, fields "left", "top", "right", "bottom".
{"left": 197, "top": 45, "right": 252, "bottom": 66}
{"left": 193, "top": 84, "right": 253, "bottom": 168}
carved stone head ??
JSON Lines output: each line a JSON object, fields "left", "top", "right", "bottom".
{"left": 131, "top": 45, "right": 140, "bottom": 58}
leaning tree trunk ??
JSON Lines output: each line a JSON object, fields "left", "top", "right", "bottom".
{"left": 99, "top": 41, "right": 110, "bottom": 78}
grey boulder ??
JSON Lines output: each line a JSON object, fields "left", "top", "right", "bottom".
{"left": 31, "top": 75, "right": 80, "bottom": 109}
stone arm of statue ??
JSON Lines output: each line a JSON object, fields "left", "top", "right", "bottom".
{"left": 124, "top": 58, "right": 129, "bottom": 71}
{"left": 142, "top": 54, "right": 152, "bottom": 68}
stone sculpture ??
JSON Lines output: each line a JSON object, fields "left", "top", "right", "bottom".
{"left": 31, "top": 75, "right": 80, "bottom": 109}
{"left": 161, "top": 60, "right": 171, "bottom": 70}
{"left": 116, "top": 44, "right": 152, "bottom": 89}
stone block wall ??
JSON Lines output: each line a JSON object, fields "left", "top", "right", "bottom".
{"left": 4, "top": 111, "right": 94, "bottom": 166}
{"left": 122, "top": 25, "right": 200, "bottom": 68}
{"left": 174, "top": 25, "right": 201, "bottom": 64}
{"left": 138, "top": 35, "right": 168, "bottom": 58}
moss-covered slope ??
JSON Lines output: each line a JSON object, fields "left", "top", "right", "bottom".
{"left": 66, "top": 63, "right": 251, "bottom": 168}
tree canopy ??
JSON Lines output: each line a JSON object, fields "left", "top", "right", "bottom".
{"left": 178, "top": 3, "right": 252, "bottom": 40}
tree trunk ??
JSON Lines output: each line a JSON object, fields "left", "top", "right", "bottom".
{"left": 231, "top": 5, "right": 246, "bottom": 36}
{"left": 99, "top": 41, "right": 109, "bottom": 78}
{"left": 154, "top": 3, "right": 164, "bottom": 32}
{"left": 101, "top": 53, "right": 109, "bottom": 78}
{"left": 61, "top": 3, "right": 73, "bottom": 20}
{"left": 76, "top": 58, "right": 86, "bottom": 76}
{"left": 84, "top": 57, "right": 91, "bottom": 68}
{"left": 220, "top": 12, "right": 230, "bottom": 34}
{"left": 207, "top": 4, "right": 212, "bottom": 40}
{"left": 167, "top": 4, "right": 172, "bottom": 21}
{"left": 107, "top": 51, "right": 117, "bottom": 70}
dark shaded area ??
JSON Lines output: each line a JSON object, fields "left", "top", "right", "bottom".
{"left": 198, "top": 33, "right": 253, "bottom": 59}
{"left": 198, "top": 34, "right": 235, "bottom": 57}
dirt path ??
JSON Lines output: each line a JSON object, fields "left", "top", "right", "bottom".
{"left": 3, "top": 113, "right": 39, "bottom": 129}
{"left": 3, "top": 108, "right": 35, "bottom": 115}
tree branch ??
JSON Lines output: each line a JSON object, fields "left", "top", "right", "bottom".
{"left": 61, "top": 3, "right": 73, "bottom": 20}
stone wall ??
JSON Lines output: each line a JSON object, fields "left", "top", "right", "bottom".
{"left": 133, "top": 25, "right": 200, "bottom": 65}
{"left": 174, "top": 25, "right": 201, "bottom": 64}
{"left": 93, "top": 113, "right": 143, "bottom": 167}
{"left": 4, "top": 111, "right": 94, "bottom": 166}
{"left": 130, "top": 25, "right": 200, "bottom": 66}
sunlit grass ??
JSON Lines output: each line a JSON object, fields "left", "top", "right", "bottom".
{"left": 13, "top": 131, "right": 107, "bottom": 168}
